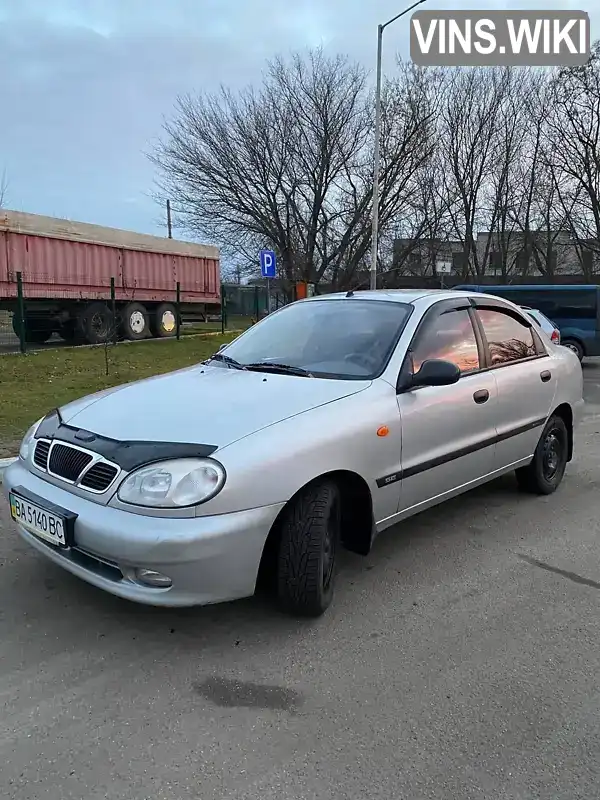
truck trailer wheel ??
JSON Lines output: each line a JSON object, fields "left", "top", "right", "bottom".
{"left": 77, "top": 302, "right": 114, "bottom": 345}
{"left": 58, "top": 320, "right": 78, "bottom": 343}
{"left": 12, "top": 314, "right": 53, "bottom": 344}
{"left": 121, "top": 302, "right": 149, "bottom": 340}
{"left": 152, "top": 303, "right": 178, "bottom": 338}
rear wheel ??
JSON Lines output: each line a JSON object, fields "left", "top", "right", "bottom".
{"left": 121, "top": 302, "right": 149, "bottom": 341}
{"left": 76, "top": 302, "right": 114, "bottom": 345}
{"left": 276, "top": 481, "right": 341, "bottom": 617}
{"left": 516, "top": 415, "right": 569, "bottom": 495}
{"left": 152, "top": 303, "right": 178, "bottom": 338}
{"left": 562, "top": 338, "right": 584, "bottom": 361}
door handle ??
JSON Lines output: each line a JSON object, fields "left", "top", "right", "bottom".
{"left": 540, "top": 370, "right": 551, "bottom": 382}
{"left": 473, "top": 389, "right": 489, "bottom": 404}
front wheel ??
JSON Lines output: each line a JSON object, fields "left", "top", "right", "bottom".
{"left": 516, "top": 415, "right": 569, "bottom": 495}
{"left": 12, "top": 314, "right": 53, "bottom": 344}
{"left": 276, "top": 481, "right": 341, "bottom": 617}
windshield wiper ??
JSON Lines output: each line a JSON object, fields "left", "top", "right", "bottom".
{"left": 205, "top": 352, "right": 247, "bottom": 370}
{"left": 244, "top": 361, "right": 314, "bottom": 377}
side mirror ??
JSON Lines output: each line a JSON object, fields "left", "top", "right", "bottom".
{"left": 411, "top": 359, "right": 460, "bottom": 388}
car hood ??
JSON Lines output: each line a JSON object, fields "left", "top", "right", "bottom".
{"left": 59, "top": 364, "right": 370, "bottom": 449}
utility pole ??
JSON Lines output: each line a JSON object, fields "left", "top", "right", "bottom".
{"left": 370, "top": 0, "right": 427, "bottom": 291}
{"left": 166, "top": 199, "right": 173, "bottom": 239}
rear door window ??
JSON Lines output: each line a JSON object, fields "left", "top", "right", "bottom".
{"left": 476, "top": 309, "right": 537, "bottom": 366}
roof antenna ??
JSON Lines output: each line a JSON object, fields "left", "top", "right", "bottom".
{"left": 345, "top": 290, "right": 354, "bottom": 297}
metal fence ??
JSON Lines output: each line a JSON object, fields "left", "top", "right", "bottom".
{"left": 0, "top": 273, "right": 285, "bottom": 354}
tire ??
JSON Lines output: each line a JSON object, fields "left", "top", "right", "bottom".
{"left": 276, "top": 481, "right": 341, "bottom": 617}
{"left": 12, "top": 314, "right": 52, "bottom": 344}
{"left": 152, "top": 303, "right": 177, "bottom": 338}
{"left": 121, "top": 302, "right": 149, "bottom": 341}
{"left": 58, "top": 320, "right": 77, "bottom": 342}
{"left": 562, "top": 338, "right": 584, "bottom": 361}
{"left": 516, "top": 415, "right": 569, "bottom": 495}
{"left": 76, "top": 302, "right": 114, "bottom": 345}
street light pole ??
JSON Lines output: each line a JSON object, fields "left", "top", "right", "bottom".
{"left": 369, "top": 0, "right": 427, "bottom": 291}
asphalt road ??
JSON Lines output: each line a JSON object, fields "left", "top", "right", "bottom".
{"left": 2, "top": 366, "right": 600, "bottom": 799}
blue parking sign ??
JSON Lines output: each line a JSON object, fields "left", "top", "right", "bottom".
{"left": 259, "top": 249, "right": 277, "bottom": 279}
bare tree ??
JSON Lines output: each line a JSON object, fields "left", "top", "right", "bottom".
{"left": 439, "top": 66, "right": 515, "bottom": 278}
{"left": 544, "top": 41, "right": 600, "bottom": 277}
{"left": 151, "top": 49, "right": 437, "bottom": 290}
{"left": 0, "top": 168, "right": 8, "bottom": 208}
{"left": 478, "top": 68, "right": 534, "bottom": 280}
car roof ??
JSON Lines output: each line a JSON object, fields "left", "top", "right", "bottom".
{"left": 456, "top": 283, "right": 598, "bottom": 290}
{"left": 302, "top": 289, "right": 474, "bottom": 305}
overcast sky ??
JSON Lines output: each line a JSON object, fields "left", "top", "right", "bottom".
{"left": 0, "top": 0, "right": 598, "bottom": 241}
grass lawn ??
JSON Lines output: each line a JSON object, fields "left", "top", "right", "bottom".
{"left": 0, "top": 333, "right": 237, "bottom": 456}
{"left": 182, "top": 314, "right": 254, "bottom": 335}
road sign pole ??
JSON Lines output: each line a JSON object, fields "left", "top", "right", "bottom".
{"left": 259, "top": 250, "right": 277, "bottom": 314}
{"left": 436, "top": 260, "right": 452, "bottom": 290}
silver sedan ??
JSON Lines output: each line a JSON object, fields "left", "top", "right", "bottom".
{"left": 3, "top": 289, "right": 584, "bottom": 616}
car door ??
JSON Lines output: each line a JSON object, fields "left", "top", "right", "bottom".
{"left": 396, "top": 299, "right": 499, "bottom": 515}
{"left": 472, "top": 300, "right": 556, "bottom": 470}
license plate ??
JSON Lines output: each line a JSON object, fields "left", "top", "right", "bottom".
{"left": 9, "top": 491, "right": 69, "bottom": 547}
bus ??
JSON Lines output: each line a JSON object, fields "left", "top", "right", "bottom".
{"left": 454, "top": 284, "right": 600, "bottom": 361}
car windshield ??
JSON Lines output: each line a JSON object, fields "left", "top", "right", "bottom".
{"left": 215, "top": 299, "right": 412, "bottom": 379}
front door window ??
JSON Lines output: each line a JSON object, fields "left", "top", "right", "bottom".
{"left": 412, "top": 309, "right": 480, "bottom": 375}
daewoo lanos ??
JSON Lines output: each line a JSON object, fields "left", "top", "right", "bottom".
{"left": 4, "top": 290, "right": 584, "bottom": 617}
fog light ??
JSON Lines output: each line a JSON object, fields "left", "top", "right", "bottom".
{"left": 135, "top": 568, "right": 172, "bottom": 588}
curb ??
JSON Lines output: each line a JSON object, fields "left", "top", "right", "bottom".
{"left": 0, "top": 457, "right": 17, "bottom": 483}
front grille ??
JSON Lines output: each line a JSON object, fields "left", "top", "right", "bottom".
{"left": 48, "top": 443, "right": 93, "bottom": 482}
{"left": 79, "top": 462, "right": 119, "bottom": 492}
{"left": 33, "top": 440, "right": 51, "bottom": 470}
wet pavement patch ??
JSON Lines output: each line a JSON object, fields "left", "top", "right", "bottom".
{"left": 193, "top": 676, "right": 303, "bottom": 711}
{"left": 518, "top": 553, "right": 600, "bottom": 590}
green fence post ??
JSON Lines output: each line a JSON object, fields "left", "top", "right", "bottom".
{"left": 220, "top": 284, "right": 227, "bottom": 333}
{"left": 110, "top": 276, "right": 117, "bottom": 344}
{"left": 16, "top": 271, "right": 26, "bottom": 353}
{"left": 176, "top": 281, "right": 181, "bottom": 340}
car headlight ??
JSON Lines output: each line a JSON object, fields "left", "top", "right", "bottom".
{"left": 117, "top": 458, "right": 226, "bottom": 508}
{"left": 19, "top": 418, "right": 44, "bottom": 461}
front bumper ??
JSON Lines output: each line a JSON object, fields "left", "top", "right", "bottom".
{"left": 2, "top": 460, "right": 284, "bottom": 607}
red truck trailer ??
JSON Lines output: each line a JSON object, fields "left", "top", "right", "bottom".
{"left": 0, "top": 210, "right": 221, "bottom": 345}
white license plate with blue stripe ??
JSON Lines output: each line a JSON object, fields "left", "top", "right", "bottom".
{"left": 9, "top": 492, "right": 67, "bottom": 546}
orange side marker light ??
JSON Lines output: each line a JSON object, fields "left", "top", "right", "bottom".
{"left": 377, "top": 426, "right": 389, "bottom": 437}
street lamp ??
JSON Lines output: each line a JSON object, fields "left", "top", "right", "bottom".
{"left": 370, "top": 0, "right": 427, "bottom": 291}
